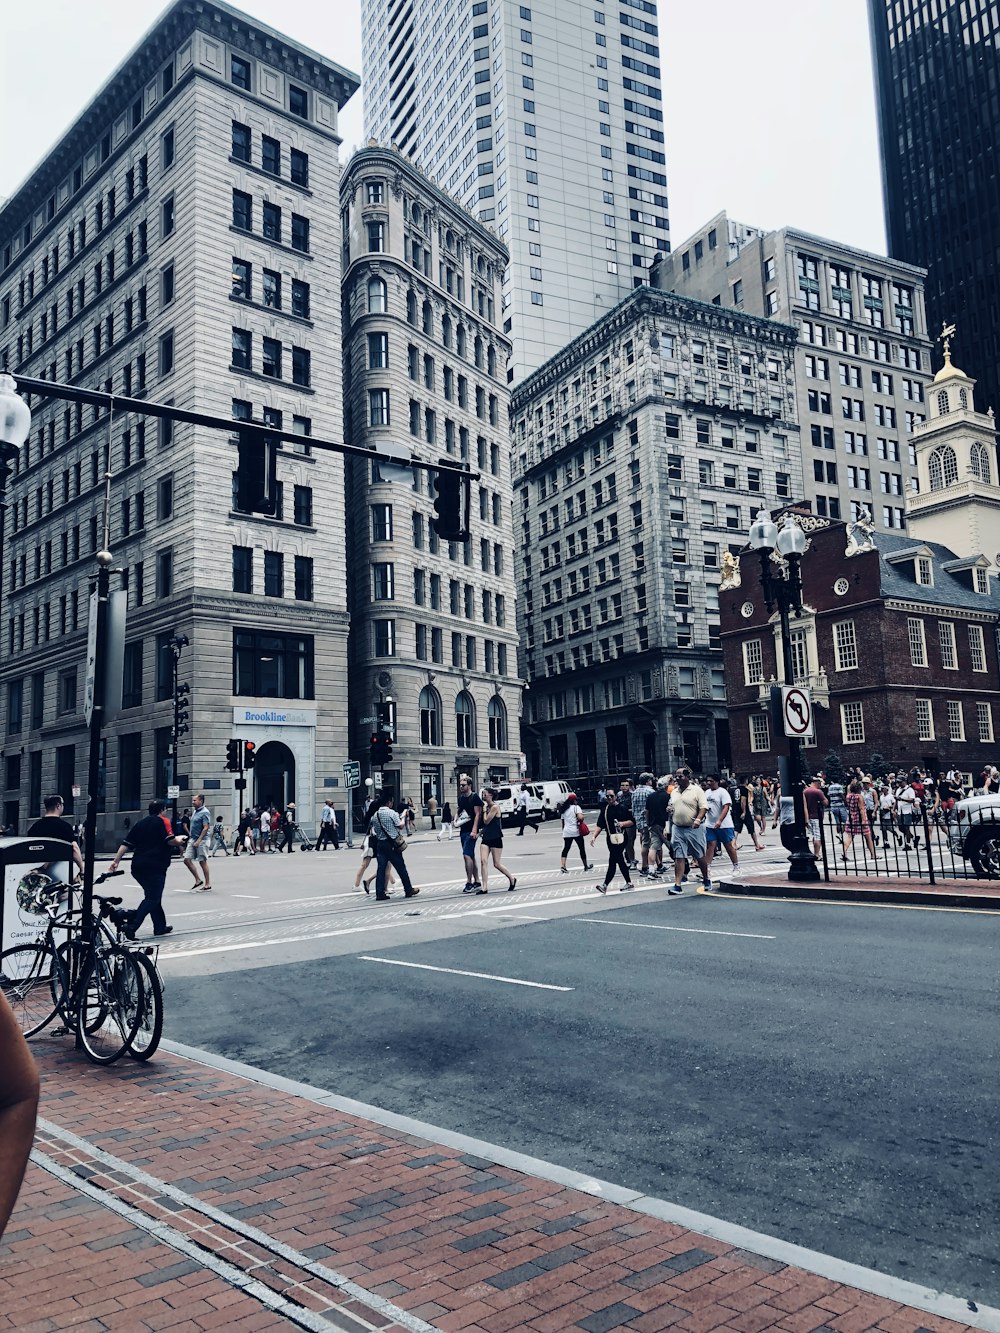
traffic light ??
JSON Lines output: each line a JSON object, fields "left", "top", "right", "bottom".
{"left": 235, "top": 426, "right": 278, "bottom": 516}
{"left": 370, "top": 733, "right": 392, "bottom": 766}
{"left": 431, "top": 459, "right": 470, "bottom": 542}
{"left": 243, "top": 740, "right": 256, "bottom": 769}
{"left": 225, "top": 738, "right": 242, "bottom": 772}
{"left": 174, "top": 681, "right": 190, "bottom": 737}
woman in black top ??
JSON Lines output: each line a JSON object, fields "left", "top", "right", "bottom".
{"left": 477, "top": 789, "right": 516, "bottom": 894}
{"left": 589, "top": 787, "right": 635, "bottom": 893}
{"left": 109, "top": 800, "right": 184, "bottom": 937}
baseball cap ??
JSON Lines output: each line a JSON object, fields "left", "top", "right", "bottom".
{"left": 568, "top": 793, "right": 578, "bottom": 801}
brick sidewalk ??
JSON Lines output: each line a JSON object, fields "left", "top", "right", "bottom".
{"left": 0, "top": 1043, "right": 987, "bottom": 1333}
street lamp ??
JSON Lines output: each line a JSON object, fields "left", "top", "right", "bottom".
{"left": 0, "top": 375, "right": 31, "bottom": 645}
{"left": 748, "top": 510, "right": 820, "bottom": 883}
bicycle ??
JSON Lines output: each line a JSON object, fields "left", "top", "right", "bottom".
{"left": 0, "top": 868, "right": 164, "bottom": 1064}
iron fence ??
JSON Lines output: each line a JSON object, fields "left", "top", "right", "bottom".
{"left": 811, "top": 802, "right": 1000, "bottom": 883}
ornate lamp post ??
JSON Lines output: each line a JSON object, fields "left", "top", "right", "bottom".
{"left": 0, "top": 375, "right": 32, "bottom": 644}
{"left": 747, "top": 510, "right": 820, "bottom": 883}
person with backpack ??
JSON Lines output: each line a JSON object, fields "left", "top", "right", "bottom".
{"left": 558, "top": 794, "right": 592, "bottom": 873}
{"left": 369, "top": 792, "right": 419, "bottom": 902}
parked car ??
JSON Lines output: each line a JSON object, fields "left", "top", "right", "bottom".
{"left": 493, "top": 785, "right": 544, "bottom": 827}
{"left": 530, "top": 781, "right": 571, "bottom": 819}
{"left": 949, "top": 795, "right": 1000, "bottom": 877}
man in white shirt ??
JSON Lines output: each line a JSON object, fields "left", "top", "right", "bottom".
{"left": 318, "top": 799, "right": 339, "bottom": 850}
{"left": 704, "top": 775, "right": 740, "bottom": 876}
{"left": 259, "top": 806, "right": 272, "bottom": 853}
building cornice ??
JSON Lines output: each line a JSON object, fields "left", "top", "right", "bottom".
{"left": 883, "top": 597, "right": 1000, "bottom": 623}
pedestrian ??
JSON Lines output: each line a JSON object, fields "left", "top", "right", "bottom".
{"left": 438, "top": 800, "right": 454, "bottom": 841}
{"left": 667, "top": 767, "right": 711, "bottom": 894}
{"left": 842, "top": 780, "right": 876, "bottom": 859}
{"left": 427, "top": 794, "right": 438, "bottom": 831}
{"left": 0, "top": 991, "right": 39, "bottom": 1241}
{"left": 110, "top": 799, "right": 185, "bottom": 938}
{"left": 877, "top": 782, "right": 899, "bottom": 845}
{"left": 369, "top": 793, "right": 419, "bottom": 901}
{"left": 630, "top": 773, "right": 655, "bottom": 874}
{"left": 617, "top": 779, "right": 636, "bottom": 867}
{"left": 456, "top": 776, "right": 483, "bottom": 893}
{"left": 27, "top": 793, "right": 85, "bottom": 890}
{"left": 590, "top": 786, "right": 635, "bottom": 893}
{"left": 826, "top": 779, "right": 849, "bottom": 833}
{"left": 478, "top": 788, "right": 517, "bottom": 893}
{"left": 184, "top": 793, "right": 213, "bottom": 889}
{"left": 278, "top": 803, "right": 297, "bottom": 853}
{"left": 640, "top": 777, "right": 670, "bottom": 878}
{"left": 318, "top": 799, "right": 340, "bottom": 849}
{"left": 752, "top": 777, "right": 770, "bottom": 835}
{"left": 803, "top": 776, "right": 829, "bottom": 858}
{"left": 515, "top": 783, "right": 536, "bottom": 835}
{"left": 705, "top": 776, "right": 740, "bottom": 875}
{"left": 356, "top": 798, "right": 396, "bottom": 894}
{"left": 896, "top": 774, "right": 921, "bottom": 847}
{"left": 259, "top": 805, "right": 272, "bottom": 853}
{"left": 735, "top": 777, "right": 765, "bottom": 851}
{"left": 209, "top": 816, "right": 230, "bottom": 856}
{"left": 558, "top": 794, "right": 592, "bottom": 873}
{"left": 177, "top": 808, "right": 192, "bottom": 839}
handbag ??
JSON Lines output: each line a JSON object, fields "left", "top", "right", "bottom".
{"left": 578, "top": 819, "right": 590, "bottom": 836}
{"left": 607, "top": 814, "right": 625, "bottom": 845}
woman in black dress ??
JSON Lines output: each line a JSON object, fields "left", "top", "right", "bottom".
{"left": 477, "top": 789, "right": 516, "bottom": 894}
{"left": 589, "top": 786, "right": 635, "bottom": 893}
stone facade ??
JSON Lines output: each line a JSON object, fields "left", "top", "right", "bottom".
{"left": 0, "top": 1, "right": 359, "bottom": 843}
{"left": 512, "top": 286, "right": 802, "bottom": 793}
{"left": 654, "top": 213, "right": 934, "bottom": 537}
{"left": 340, "top": 146, "right": 522, "bottom": 812}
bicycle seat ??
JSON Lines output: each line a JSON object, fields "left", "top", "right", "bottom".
{"left": 95, "top": 894, "right": 124, "bottom": 906}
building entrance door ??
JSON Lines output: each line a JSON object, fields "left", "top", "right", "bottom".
{"left": 254, "top": 741, "right": 295, "bottom": 811}
{"left": 681, "top": 729, "right": 703, "bottom": 775}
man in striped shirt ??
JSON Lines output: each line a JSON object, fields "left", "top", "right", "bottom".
{"left": 629, "top": 773, "right": 655, "bottom": 873}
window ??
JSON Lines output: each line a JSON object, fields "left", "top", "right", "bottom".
{"left": 262, "top": 337, "right": 282, "bottom": 378}
{"left": 263, "top": 202, "right": 281, "bottom": 242}
{"left": 367, "top": 220, "right": 386, "bottom": 252}
{"left": 840, "top": 701, "right": 865, "bottom": 745}
{"left": 292, "top": 346, "right": 310, "bottom": 386}
{"left": 161, "top": 262, "right": 175, "bottom": 305}
{"left": 233, "top": 545, "right": 253, "bottom": 593}
{"left": 294, "top": 555, "right": 313, "bottom": 601}
{"left": 290, "top": 149, "right": 309, "bottom": 188}
{"left": 291, "top": 214, "right": 309, "bottom": 252}
{"left": 118, "top": 733, "right": 142, "bottom": 811}
{"left": 156, "top": 548, "right": 173, "bottom": 598}
{"left": 262, "top": 136, "right": 280, "bottom": 176}
{"left": 369, "top": 387, "right": 390, "bottom": 426}
{"left": 419, "top": 686, "right": 441, "bottom": 746}
{"left": 233, "top": 190, "right": 252, "bottom": 231}
{"left": 455, "top": 692, "right": 475, "bottom": 747}
{"left": 372, "top": 562, "right": 395, "bottom": 600}
{"left": 262, "top": 269, "right": 281, "bottom": 309}
{"left": 749, "top": 714, "right": 770, "bottom": 753}
{"left": 915, "top": 699, "right": 934, "bottom": 741}
{"left": 289, "top": 83, "right": 308, "bottom": 118}
{"left": 907, "top": 618, "right": 927, "bottom": 667}
{"left": 947, "top": 701, "right": 965, "bottom": 742}
{"left": 159, "top": 331, "right": 174, "bottom": 376}
{"left": 161, "top": 195, "right": 175, "bottom": 238}
{"left": 939, "top": 621, "right": 957, "bottom": 670}
{"left": 928, "top": 446, "right": 958, "bottom": 491}
{"left": 977, "top": 702, "right": 994, "bottom": 743}
{"left": 233, "top": 629, "right": 314, "bottom": 699}
{"left": 367, "top": 277, "right": 386, "bottom": 313}
{"left": 293, "top": 485, "right": 312, "bottom": 526}
{"left": 833, "top": 620, "right": 858, "bottom": 671}
{"left": 231, "top": 55, "right": 251, "bottom": 89}
{"left": 157, "top": 475, "right": 173, "bottom": 521}
{"left": 374, "top": 619, "right": 395, "bottom": 656}
{"left": 232, "top": 121, "right": 251, "bottom": 162}
{"left": 264, "top": 550, "right": 284, "bottom": 597}
{"left": 291, "top": 279, "right": 310, "bottom": 319}
{"left": 371, "top": 504, "right": 393, "bottom": 541}
{"left": 742, "top": 639, "right": 763, "bottom": 685}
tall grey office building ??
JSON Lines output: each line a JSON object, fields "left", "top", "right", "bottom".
{"left": 361, "top": 0, "right": 668, "bottom": 381}
{"left": 0, "top": 1, "right": 358, "bottom": 842}
{"left": 868, "top": 0, "right": 1000, "bottom": 418}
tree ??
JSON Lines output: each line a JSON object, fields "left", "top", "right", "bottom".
{"left": 867, "top": 751, "right": 890, "bottom": 779}
{"left": 824, "top": 749, "right": 847, "bottom": 784}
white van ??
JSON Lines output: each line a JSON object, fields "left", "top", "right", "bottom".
{"left": 531, "top": 781, "right": 571, "bottom": 819}
{"left": 493, "top": 784, "right": 544, "bottom": 826}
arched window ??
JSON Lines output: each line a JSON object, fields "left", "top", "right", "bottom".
{"left": 970, "top": 442, "right": 992, "bottom": 483}
{"left": 474, "top": 335, "right": 484, "bottom": 369}
{"left": 419, "top": 686, "right": 441, "bottom": 747}
{"left": 455, "top": 691, "right": 475, "bottom": 748}
{"left": 487, "top": 697, "right": 507, "bottom": 751}
{"left": 367, "top": 277, "right": 387, "bottom": 314}
{"left": 936, "top": 390, "right": 950, "bottom": 416}
{"left": 959, "top": 388, "right": 969, "bottom": 410}
{"left": 928, "top": 445, "right": 958, "bottom": 491}
{"left": 422, "top": 299, "right": 433, "bottom": 336}
{"left": 442, "top": 314, "right": 452, "bottom": 349}
{"left": 487, "top": 344, "right": 496, "bottom": 377}
{"left": 406, "top": 289, "right": 417, "bottom": 326}
{"left": 456, "top": 323, "right": 467, "bottom": 358}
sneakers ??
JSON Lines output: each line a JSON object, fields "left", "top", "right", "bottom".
{"left": 462, "top": 883, "right": 478, "bottom": 894}
{"left": 560, "top": 867, "right": 569, "bottom": 874}
{"left": 639, "top": 869, "right": 652, "bottom": 878}
{"left": 154, "top": 926, "right": 174, "bottom": 936}
{"left": 596, "top": 883, "right": 608, "bottom": 894}
{"left": 668, "top": 885, "right": 684, "bottom": 895}
{"left": 702, "top": 880, "right": 713, "bottom": 891}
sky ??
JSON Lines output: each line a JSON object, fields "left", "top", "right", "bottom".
{"left": 1, "top": 0, "right": 886, "bottom": 256}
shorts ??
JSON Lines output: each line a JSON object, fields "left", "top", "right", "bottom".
{"left": 187, "top": 840, "right": 208, "bottom": 863}
{"left": 643, "top": 824, "right": 665, "bottom": 853}
{"left": 670, "top": 824, "right": 707, "bottom": 861}
{"left": 461, "top": 833, "right": 479, "bottom": 859}
{"left": 705, "top": 826, "right": 736, "bottom": 845}
{"left": 808, "top": 818, "right": 821, "bottom": 841}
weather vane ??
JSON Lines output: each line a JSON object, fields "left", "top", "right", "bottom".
{"left": 939, "top": 320, "right": 957, "bottom": 360}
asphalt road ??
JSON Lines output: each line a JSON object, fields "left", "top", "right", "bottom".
{"left": 162, "top": 886, "right": 1000, "bottom": 1307}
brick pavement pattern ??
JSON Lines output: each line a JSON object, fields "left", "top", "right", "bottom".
{"left": 0, "top": 1043, "right": 983, "bottom": 1333}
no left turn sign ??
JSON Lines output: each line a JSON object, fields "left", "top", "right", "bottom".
{"left": 782, "top": 686, "right": 813, "bottom": 738}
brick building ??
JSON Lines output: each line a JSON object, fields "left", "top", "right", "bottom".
{"left": 720, "top": 515, "right": 1000, "bottom": 782}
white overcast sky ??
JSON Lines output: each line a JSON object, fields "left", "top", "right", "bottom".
{"left": 1, "top": 0, "right": 885, "bottom": 256}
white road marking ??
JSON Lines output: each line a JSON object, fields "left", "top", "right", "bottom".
{"left": 359, "top": 956, "right": 574, "bottom": 991}
{"left": 169, "top": 910, "right": 218, "bottom": 917}
{"left": 230, "top": 894, "right": 261, "bottom": 899}
{"left": 438, "top": 885, "right": 661, "bottom": 919}
{"left": 576, "top": 918, "right": 776, "bottom": 940}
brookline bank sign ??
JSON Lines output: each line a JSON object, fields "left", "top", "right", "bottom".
{"left": 232, "top": 706, "right": 317, "bottom": 728}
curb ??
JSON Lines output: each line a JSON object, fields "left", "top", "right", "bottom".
{"left": 713, "top": 879, "right": 1000, "bottom": 910}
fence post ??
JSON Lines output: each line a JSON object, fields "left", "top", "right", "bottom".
{"left": 921, "top": 801, "right": 935, "bottom": 884}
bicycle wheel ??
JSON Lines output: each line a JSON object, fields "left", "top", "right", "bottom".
{"left": 76, "top": 947, "right": 142, "bottom": 1064}
{"left": 124, "top": 951, "right": 163, "bottom": 1060}
{"left": 0, "top": 943, "right": 66, "bottom": 1037}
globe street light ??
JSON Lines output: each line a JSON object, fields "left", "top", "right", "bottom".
{"left": 748, "top": 510, "right": 820, "bottom": 882}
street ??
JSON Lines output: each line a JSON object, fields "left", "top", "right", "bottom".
{"left": 138, "top": 821, "right": 1000, "bottom": 1308}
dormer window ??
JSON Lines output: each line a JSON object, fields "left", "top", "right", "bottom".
{"left": 916, "top": 556, "right": 933, "bottom": 586}
{"left": 975, "top": 566, "right": 989, "bottom": 594}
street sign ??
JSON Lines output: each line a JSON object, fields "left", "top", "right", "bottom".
{"left": 372, "top": 772, "right": 383, "bottom": 790}
{"left": 71, "top": 785, "right": 81, "bottom": 798}
{"left": 781, "top": 686, "right": 813, "bottom": 738}
{"left": 84, "top": 590, "right": 99, "bottom": 725}
{"left": 167, "top": 784, "right": 180, "bottom": 799}
{"left": 343, "top": 760, "right": 361, "bottom": 789}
